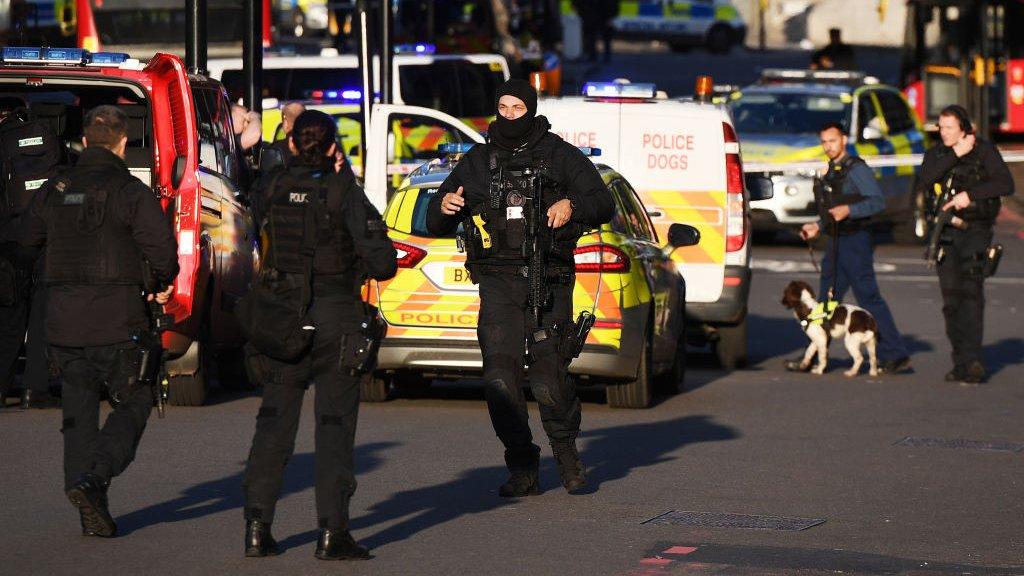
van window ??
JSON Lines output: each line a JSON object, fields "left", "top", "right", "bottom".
{"left": 220, "top": 68, "right": 363, "bottom": 102}
{"left": 192, "top": 87, "right": 238, "bottom": 179}
{"left": 398, "top": 61, "right": 505, "bottom": 117}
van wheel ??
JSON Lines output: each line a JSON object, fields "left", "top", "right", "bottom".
{"left": 167, "top": 349, "right": 208, "bottom": 407}
{"left": 655, "top": 333, "right": 687, "bottom": 395}
{"left": 360, "top": 372, "right": 392, "bottom": 402}
{"left": 715, "top": 317, "right": 748, "bottom": 369}
{"left": 706, "top": 25, "right": 734, "bottom": 54}
{"left": 893, "top": 190, "right": 929, "bottom": 245}
{"left": 607, "top": 338, "right": 652, "bottom": 408}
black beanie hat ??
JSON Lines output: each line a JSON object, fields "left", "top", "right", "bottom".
{"left": 495, "top": 78, "right": 538, "bottom": 117}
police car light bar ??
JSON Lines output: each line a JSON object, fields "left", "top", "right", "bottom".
{"left": 309, "top": 88, "right": 362, "bottom": 101}
{"left": 438, "top": 143, "right": 476, "bottom": 154}
{"left": 395, "top": 43, "right": 436, "bottom": 55}
{"left": 1, "top": 47, "right": 132, "bottom": 67}
{"left": 578, "top": 147, "right": 601, "bottom": 157}
{"left": 760, "top": 68, "right": 866, "bottom": 83}
{"left": 583, "top": 82, "right": 656, "bottom": 99}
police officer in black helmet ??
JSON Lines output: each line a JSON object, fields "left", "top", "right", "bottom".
{"left": 427, "top": 79, "right": 614, "bottom": 497}
{"left": 917, "top": 105, "right": 1015, "bottom": 384}
{"left": 241, "top": 110, "right": 396, "bottom": 560}
{"left": 18, "top": 105, "right": 179, "bottom": 537}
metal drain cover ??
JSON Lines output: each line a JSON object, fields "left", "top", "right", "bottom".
{"left": 642, "top": 510, "right": 825, "bottom": 531}
{"left": 894, "top": 436, "right": 1024, "bottom": 453}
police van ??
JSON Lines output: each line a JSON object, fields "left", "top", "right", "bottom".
{"left": 0, "top": 47, "right": 258, "bottom": 406}
{"left": 562, "top": 0, "right": 747, "bottom": 55}
{"left": 362, "top": 79, "right": 772, "bottom": 369}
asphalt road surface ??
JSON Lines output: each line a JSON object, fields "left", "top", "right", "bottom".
{"left": 2, "top": 221, "right": 1021, "bottom": 576}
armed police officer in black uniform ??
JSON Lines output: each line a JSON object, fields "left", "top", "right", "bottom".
{"left": 917, "top": 105, "right": 1014, "bottom": 384}
{"left": 427, "top": 80, "right": 614, "bottom": 497}
{"left": 19, "top": 105, "right": 179, "bottom": 537}
{"left": 241, "top": 110, "right": 396, "bottom": 560}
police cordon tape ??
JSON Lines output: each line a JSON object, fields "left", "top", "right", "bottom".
{"left": 743, "top": 150, "right": 1024, "bottom": 174}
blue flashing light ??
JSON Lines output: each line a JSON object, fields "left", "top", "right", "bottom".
{"left": 583, "top": 81, "right": 656, "bottom": 99}
{"left": 341, "top": 89, "right": 361, "bottom": 101}
{"left": 2, "top": 46, "right": 86, "bottom": 64}
{"left": 395, "top": 43, "right": 436, "bottom": 55}
{"left": 89, "top": 52, "right": 130, "bottom": 65}
{"left": 438, "top": 143, "right": 476, "bottom": 154}
{"left": 578, "top": 147, "right": 601, "bottom": 157}
{"left": 308, "top": 88, "right": 362, "bottom": 102}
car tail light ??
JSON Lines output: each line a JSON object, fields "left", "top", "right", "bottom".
{"left": 594, "top": 318, "right": 623, "bottom": 328}
{"left": 574, "top": 244, "right": 630, "bottom": 273}
{"left": 393, "top": 240, "right": 426, "bottom": 268}
{"left": 723, "top": 122, "right": 746, "bottom": 252}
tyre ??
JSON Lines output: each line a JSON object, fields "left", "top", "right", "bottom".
{"left": 715, "top": 317, "right": 748, "bottom": 369}
{"left": 892, "top": 190, "right": 929, "bottom": 245}
{"left": 167, "top": 353, "right": 208, "bottom": 406}
{"left": 360, "top": 372, "right": 391, "bottom": 402}
{"left": 706, "top": 25, "right": 734, "bottom": 54}
{"left": 655, "top": 333, "right": 686, "bottom": 395}
{"left": 607, "top": 338, "right": 652, "bottom": 408}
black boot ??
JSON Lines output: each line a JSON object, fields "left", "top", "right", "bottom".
{"left": 553, "top": 444, "right": 587, "bottom": 494}
{"left": 66, "top": 473, "right": 116, "bottom": 538}
{"left": 244, "top": 520, "right": 280, "bottom": 557}
{"left": 498, "top": 449, "right": 540, "bottom": 498}
{"left": 962, "top": 361, "right": 987, "bottom": 385}
{"left": 944, "top": 364, "right": 966, "bottom": 382}
{"left": 315, "top": 529, "right": 371, "bottom": 561}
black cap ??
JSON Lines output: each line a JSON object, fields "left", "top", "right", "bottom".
{"left": 495, "top": 78, "right": 538, "bottom": 117}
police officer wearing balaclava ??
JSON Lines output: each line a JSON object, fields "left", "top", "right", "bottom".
{"left": 426, "top": 79, "right": 614, "bottom": 497}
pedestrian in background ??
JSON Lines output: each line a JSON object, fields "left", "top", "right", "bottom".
{"left": 916, "top": 105, "right": 1014, "bottom": 384}
{"left": 19, "top": 105, "right": 178, "bottom": 538}
{"left": 790, "top": 121, "right": 910, "bottom": 375}
{"left": 269, "top": 101, "right": 306, "bottom": 164}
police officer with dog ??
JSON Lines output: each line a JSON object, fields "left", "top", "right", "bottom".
{"left": 240, "top": 110, "right": 396, "bottom": 560}
{"left": 427, "top": 79, "right": 614, "bottom": 497}
{"left": 917, "top": 105, "right": 1014, "bottom": 384}
{"left": 792, "top": 121, "right": 910, "bottom": 375}
{"left": 18, "top": 105, "right": 179, "bottom": 537}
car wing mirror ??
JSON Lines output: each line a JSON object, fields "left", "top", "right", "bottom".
{"left": 171, "top": 154, "right": 187, "bottom": 189}
{"left": 667, "top": 223, "right": 700, "bottom": 249}
{"left": 745, "top": 173, "right": 774, "bottom": 201}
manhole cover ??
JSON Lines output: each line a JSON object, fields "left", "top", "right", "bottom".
{"left": 894, "top": 436, "right": 1024, "bottom": 453}
{"left": 642, "top": 510, "right": 825, "bottom": 531}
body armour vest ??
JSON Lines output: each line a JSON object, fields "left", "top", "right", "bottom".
{"left": 814, "top": 155, "right": 868, "bottom": 234}
{"left": 264, "top": 169, "right": 356, "bottom": 275}
{"left": 464, "top": 144, "right": 572, "bottom": 266}
{"left": 945, "top": 152, "right": 1001, "bottom": 222}
{"left": 44, "top": 168, "right": 143, "bottom": 286}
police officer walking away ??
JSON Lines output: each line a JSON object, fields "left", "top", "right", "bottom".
{"left": 917, "top": 105, "right": 1014, "bottom": 384}
{"left": 18, "top": 105, "right": 179, "bottom": 537}
{"left": 427, "top": 79, "right": 614, "bottom": 497}
{"left": 791, "top": 122, "right": 911, "bottom": 374}
{"left": 241, "top": 110, "right": 396, "bottom": 560}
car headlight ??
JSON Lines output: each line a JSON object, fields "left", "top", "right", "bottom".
{"left": 785, "top": 185, "right": 800, "bottom": 197}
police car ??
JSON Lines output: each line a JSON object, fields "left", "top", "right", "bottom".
{"left": 364, "top": 147, "right": 698, "bottom": 409}
{"left": 0, "top": 47, "right": 258, "bottom": 406}
{"left": 562, "top": 0, "right": 747, "bottom": 54}
{"left": 731, "top": 69, "right": 931, "bottom": 242}
{"left": 362, "top": 79, "right": 772, "bottom": 371}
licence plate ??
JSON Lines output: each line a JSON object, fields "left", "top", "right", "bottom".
{"left": 444, "top": 266, "right": 473, "bottom": 285}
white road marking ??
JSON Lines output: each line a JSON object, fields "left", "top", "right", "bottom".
{"left": 752, "top": 259, "right": 1024, "bottom": 285}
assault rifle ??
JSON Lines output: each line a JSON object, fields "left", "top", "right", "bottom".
{"left": 523, "top": 165, "right": 548, "bottom": 327}
{"left": 924, "top": 175, "right": 968, "bottom": 269}
{"left": 132, "top": 272, "right": 174, "bottom": 418}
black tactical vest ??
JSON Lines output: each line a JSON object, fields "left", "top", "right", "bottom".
{"left": 945, "top": 152, "right": 1001, "bottom": 222}
{"left": 263, "top": 169, "right": 356, "bottom": 276}
{"left": 463, "top": 144, "right": 570, "bottom": 265}
{"left": 44, "top": 170, "right": 144, "bottom": 286}
{"left": 814, "top": 155, "right": 869, "bottom": 234}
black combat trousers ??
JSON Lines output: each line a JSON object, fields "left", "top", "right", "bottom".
{"left": 0, "top": 298, "right": 28, "bottom": 397}
{"left": 477, "top": 272, "right": 581, "bottom": 470}
{"left": 50, "top": 342, "right": 153, "bottom": 489}
{"left": 24, "top": 276, "right": 51, "bottom": 395}
{"left": 936, "top": 224, "right": 994, "bottom": 368}
{"left": 243, "top": 279, "right": 364, "bottom": 530}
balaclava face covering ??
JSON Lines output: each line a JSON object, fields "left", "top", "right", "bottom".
{"left": 491, "top": 78, "right": 538, "bottom": 148}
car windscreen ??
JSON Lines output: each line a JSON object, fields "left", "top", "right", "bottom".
{"left": 221, "top": 68, "right": 363, "bottom": 102}
{"left": 398, "top": 61, "right": 505, "bottom": 118}
{"left": 730, "top": 92, "right": 848, "bottom": 134}
{"left": 390, "top": 186, "right": 456, "bottom": 238}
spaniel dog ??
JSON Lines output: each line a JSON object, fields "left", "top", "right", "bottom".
{"left": 780, "top": 280, "right": 878, "bottom": 377}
